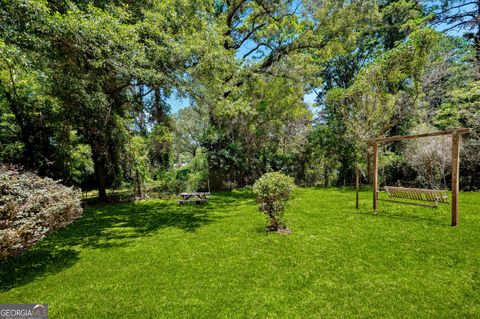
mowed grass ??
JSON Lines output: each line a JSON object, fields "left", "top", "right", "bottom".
{"left": 1, "top": 188, "right": 480, "bottom": 318}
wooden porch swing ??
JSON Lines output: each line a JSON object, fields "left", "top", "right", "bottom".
{"left": 377, "top": 139, "right": 450, "bottom": 208}
{"left": 382, "top": 186, "right": 449, "bottom": 208}
{"left": 356, "top": 128, "right": 470, "bottom": 226}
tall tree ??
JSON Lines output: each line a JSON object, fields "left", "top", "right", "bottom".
{"left": 1, "top": 0, "right": 219, "bottom": 199}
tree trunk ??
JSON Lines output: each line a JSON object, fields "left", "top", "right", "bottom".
{"left": 297, "top": 154, "right": 306, "bottom": 186}
{"left": 476, "top": 35, "right": 480, "bottom": 67}
{"left": 91, "top": 141, "right": 108, "bottom": 201}
{"left": 135, "top": 168, "right": 144, "bottom": 199}
{"left": 472, "top": 164, "right": 478, "bottom": 190}
{"left": 476, "top": 4, "right": 480, "bottom": 72}
{"left": 324, "top": 167, "right": 328, "bottom": 187}
{"left": 153, "top": 88, "right": 169, "bottom": 125}
{"left": 95, "top": 159, "right": 108, "bottom": 201}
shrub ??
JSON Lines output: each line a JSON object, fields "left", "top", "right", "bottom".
{"left": 0, "top": 166, "right": 83, "bottom": 259}
{"left": 252, "top": 172, "right": 295, "bottom": 232}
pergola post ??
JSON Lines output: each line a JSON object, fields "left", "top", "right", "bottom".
{"left": 372, "top": 142, "right": 378, "bottom": 213}
{"left": 451, "top": 131, "right": 461, "bottom": 226}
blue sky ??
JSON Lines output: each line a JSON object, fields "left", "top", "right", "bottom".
{"left": 168, "top": 91, "right": 190, "bottom": 113}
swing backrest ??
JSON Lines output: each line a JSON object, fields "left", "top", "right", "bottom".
{"left": 385, "top": 186, "right": 449, "bottom": 204}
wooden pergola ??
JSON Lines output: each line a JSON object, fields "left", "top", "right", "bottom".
{"left": 366, "top": 128, "right": 470, "bottom": 226}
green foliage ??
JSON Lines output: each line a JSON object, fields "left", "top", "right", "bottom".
{"left": 152, "top": 170, "right": 188, "bottom": 196}
{"left": 151, "top": 150, "right": 209, "bottom": 196}
{"left": 0, "top": 111, "right": 22, "bottom": 162}
{"left": 0, "top": 166, "right": 82, "bottom": 259}
{"left": 380, "top": 0, "right": 429, "bottom": 49}
{"left": 1, "top": 0, "right": 479, "bottom": 195}
{"left": 204, "top": 74, "right": 312, "bottom": 188}
{"left": 318, "top": 28, "right": 441, "bottom": 185}
{"left": 252, "top": 172, "right": 295, "bottom": 230}
{"left": 185, "top": 150, "right": 209, "bottom": 192}
{"left": 0, "top": 0, "right": 220, "bottom": 199}
{"left": 149, "top": 125, "right": 173, "bottom": 171}
{"left": 435, "top": 80, "right": 480, "bottom": 189}
{"left": 126, "top": 135, "right": 151, "bottom": 198}
{"left": 173, "top": 107, "right": 208, "bottom": 160}
{"left": 69, "top": 143, "right": 94, "bottom": 186}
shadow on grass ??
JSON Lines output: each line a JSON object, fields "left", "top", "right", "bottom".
{"left": 0, "top": 190, "right": 255, "bottom": 292}
{"left": 0, "top": 248, "right": 79, "bottom": 291}
{"left": 356, "top": 207, "right": 450, "bottom": 226}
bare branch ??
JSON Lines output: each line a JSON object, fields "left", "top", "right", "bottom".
{"left": 437, "top": 10, "right": 477, "bottom": 23}
{"left": 441, "top": 19, "right": 478, "bottom": 32}
{"left": 438, "top": 1, "right": 478, "bottom": 14}
{"left": 241, "top": 42, "right": 272, "bottom": 59}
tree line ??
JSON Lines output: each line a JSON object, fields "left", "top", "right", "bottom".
{"left": 1, "top": 0, "right": 479, "bottom": 200}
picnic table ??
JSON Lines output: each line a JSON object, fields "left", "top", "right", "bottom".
{"left": 178, "top": 192, "right": 210, "bottom": 205}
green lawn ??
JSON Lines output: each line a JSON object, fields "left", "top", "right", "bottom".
{"left": 1, "top": 188, "right": 480, "bottom": 318}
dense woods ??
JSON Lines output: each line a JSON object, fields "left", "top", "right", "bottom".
{"left": 1, "top": 0, "right": 479, "bottom": 200}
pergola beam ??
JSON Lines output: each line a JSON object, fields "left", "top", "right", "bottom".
{"left": 369, "top": 128, "right": 470, "bottom": 144}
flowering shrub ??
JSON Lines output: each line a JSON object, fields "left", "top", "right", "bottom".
{"left": 0, "top": 166, "right": 82, "bottom": 259}
{"left": 252, "top": 172, "right": 295, "bottom": 232}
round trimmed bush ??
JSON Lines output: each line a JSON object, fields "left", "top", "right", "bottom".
{"left": 0, "top": 166, "right": 83, "bottom": 259}
{"left": 252, "top": 172, "right": 295, "bottom": 232}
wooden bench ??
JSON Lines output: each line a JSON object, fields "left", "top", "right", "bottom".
{"left": 383, "top": 186, "right": 448, "bottom": 208}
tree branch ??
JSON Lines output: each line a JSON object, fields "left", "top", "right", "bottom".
{"left": 438, "top": 1, "right": 478, "bottom": 14}
{"left": 442, "top": 19, "right": 478, "bottom": 32}
{"left": 241, "top": 42, "right": 272, "bottom": 59}
{"left": 232, "top": 21, "right": 268, "bottom": 49}
{"left": 437, "top": 10, "right": 477, "bottom": 23}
